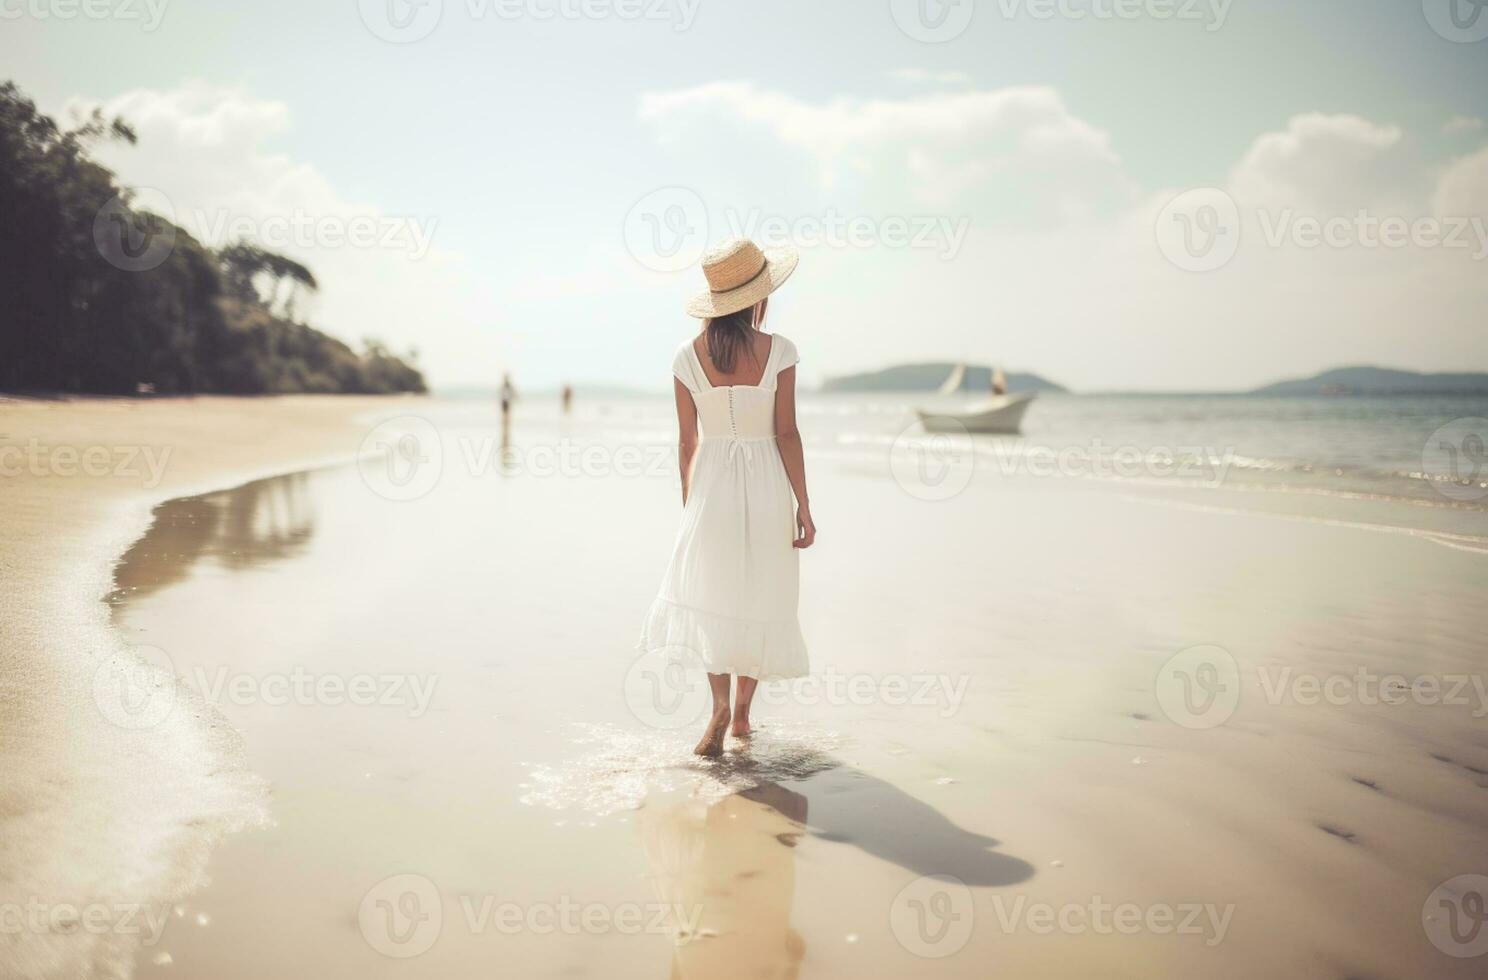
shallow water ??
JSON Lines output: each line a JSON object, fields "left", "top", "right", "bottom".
{"left": 518, "top": 722, "right": 847, "bottom": 816}
{"left": 460, "top": 391, "right": 1488, "bottom": 522}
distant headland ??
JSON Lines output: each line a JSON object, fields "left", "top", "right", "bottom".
{"left": 1250, "top": 366, "right": 1488, "bottom": 396}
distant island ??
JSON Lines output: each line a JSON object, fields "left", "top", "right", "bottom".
{"left": 821, "top": 363, "right": 1066, "bottom": 394}
{"left": 1252, "top": 366, "right": 1488, "bottom": 396}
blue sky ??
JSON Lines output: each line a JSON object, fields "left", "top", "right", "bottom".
{"left": 5, "top": 0, "right": 1486, "bottom": 390}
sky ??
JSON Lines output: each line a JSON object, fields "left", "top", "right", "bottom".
{"left": 4, "top": 0, "right": 1486, "bottom": 392}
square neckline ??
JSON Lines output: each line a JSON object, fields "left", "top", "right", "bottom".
{"left": 689, "top": 335, "right": 776, "bottom": 390}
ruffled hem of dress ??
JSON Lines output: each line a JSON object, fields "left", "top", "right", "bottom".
{"left": 635, "top": 596, "right": 809, "bottom": 680}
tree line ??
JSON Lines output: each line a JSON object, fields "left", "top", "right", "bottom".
{"left": 0, "top": 80, "right": 426, "bottom": 395}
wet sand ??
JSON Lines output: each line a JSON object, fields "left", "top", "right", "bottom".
{"left": 3, "top": 396, "right": 1488, "bottom": 979}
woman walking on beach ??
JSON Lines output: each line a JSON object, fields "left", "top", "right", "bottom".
{"left": 638, "top": 238, "right": 815, "bottom": 757}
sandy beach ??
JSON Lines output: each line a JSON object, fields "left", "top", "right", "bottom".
{"left": 3, "top": 393, "right": 1487, "bottom": 980}
{"left": 0, "top": 395, "right": 406, "bottom": 979}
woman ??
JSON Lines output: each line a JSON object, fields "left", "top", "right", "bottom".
{"left": 637, "top": 238, "right": 815, "bottom": 757}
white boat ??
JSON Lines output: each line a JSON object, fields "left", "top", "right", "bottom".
{"left": 916, "top": 364, "right": 1036, "bottom": 434}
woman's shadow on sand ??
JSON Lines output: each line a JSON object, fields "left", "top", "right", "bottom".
{"left": 707, "top": 745, "right": 1035, "bottom": 888}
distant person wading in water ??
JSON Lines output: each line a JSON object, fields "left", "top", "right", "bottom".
{"left": 500, "top": 373, "right": 517, "bottom": 423}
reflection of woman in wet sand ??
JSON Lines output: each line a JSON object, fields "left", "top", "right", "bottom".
{"left": 639, "top": 783, "right": 808, "bottom": 980}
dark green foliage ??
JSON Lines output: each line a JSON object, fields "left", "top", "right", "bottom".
{"left": 0, "top": 80, "right": 425, "bottom": 395}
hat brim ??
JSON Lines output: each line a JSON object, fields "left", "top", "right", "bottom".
{"left": 684, "top": 247, "right": 799, "bottom": 319}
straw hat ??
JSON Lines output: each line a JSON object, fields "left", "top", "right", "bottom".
{"left": 685, "top": 238, "right": 799, "bottom": 318}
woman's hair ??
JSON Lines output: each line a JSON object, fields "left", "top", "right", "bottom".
{"left": 704, "top": 298, "right": 766, "bottom": 373}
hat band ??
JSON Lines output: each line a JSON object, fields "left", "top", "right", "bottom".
{"left": 711, "top": 256, "right": 769, "bottom": 294}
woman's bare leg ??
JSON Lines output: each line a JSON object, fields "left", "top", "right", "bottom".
{"left": 732, "top": 675, "right": 759, "bottom": 737}
{"left": 695, "top": 673, "right": 731, "bottom": 757}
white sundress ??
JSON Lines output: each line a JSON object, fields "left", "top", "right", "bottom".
{"left": 637, "top": 334, "right": 809, "bottom": 679}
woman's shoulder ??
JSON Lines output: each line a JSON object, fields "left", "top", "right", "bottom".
{"left": 672, "top": 336, "right": 702, "bottom": 389}
{"left": 770, "top": 332, "right": 799, "bottom": 368}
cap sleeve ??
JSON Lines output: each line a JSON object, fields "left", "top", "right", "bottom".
{"left": 672, "top": 342, "right": 701, "bottom": 393}
{"left": 773, "top": 334, "right": 799, "bottom": 374}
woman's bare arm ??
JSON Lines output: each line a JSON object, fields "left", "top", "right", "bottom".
{"left": 773, "top": 366, "right": 815, "bottom": 548}
{"left": 674, "top": 377, "right": 699, "bottom": 505}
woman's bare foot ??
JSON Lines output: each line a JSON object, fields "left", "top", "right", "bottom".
{"left": 694, "top": 707, "right": 731, "bottom": 757}
{"left": 732, "top": 676, "right": 758, "bottom": 739}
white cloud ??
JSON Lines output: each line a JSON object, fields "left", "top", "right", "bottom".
{"left": 1432, "top": 145, "right": 1488, "bottom": 218}
{"left": 638, "top": 81, "right": 1134, "bottom": 216}
{"left": 1228, "top": 113, "right": 1412, "bottom": 213}
{"left": 1444, "top": 115, "right": 1484, "bottom": 134}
